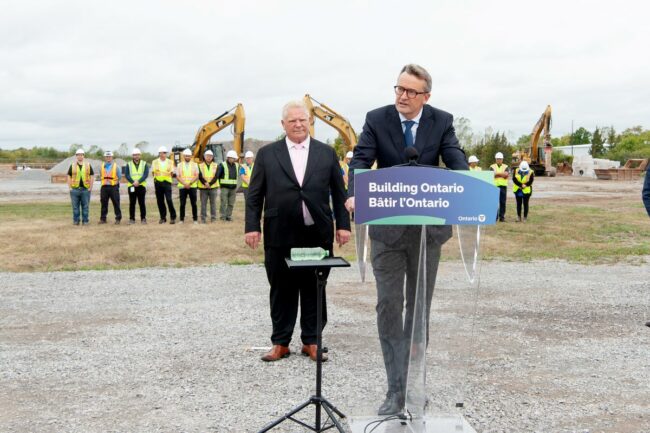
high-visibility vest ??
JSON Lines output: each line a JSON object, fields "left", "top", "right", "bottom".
{"left": 469, "top": 166, "right": 482, "bottom": 171}
{"left": 127, "top": 160, "right": 147, "bottom": 187}
{"left": 220, "top": 161, "right": 239, "bottom": 186}
{"left": 513, "top": 169, "right": 532, "bottom": 194}
{"left": 199, "top": 162, "right": 219, "bottom": 189}
{"left": 490, "top": 163, "right": 509, "bottom": 187}
{"left": 241, "top": 163, "right": 254, "bottom": 188}
{"left": 152, "top": 158, "right": 174, "bottom": 183}
{"left": 177, "top": 161, "right": 199, "bottom": 188}
{"left": 340, "top": 161, "right": 349, "bottom": 189}
{"left": 70, "top": 162, "right": 91, "bottom": 189}
{"left": 101, "top": 163, "right": 119, "bottom": 186}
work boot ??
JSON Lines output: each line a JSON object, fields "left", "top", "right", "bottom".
{"left": 128, "top": 219, "right": 136, "bottom": 225}
{"left": 98, "top": 220, "right": 107, "bottom": 224}
{"left": 159, "top": 219, "right": 166, "bottom": 224}
{"left": 523, "top": 217, "right": 527, "bottom": 222}
{"left": 170, "top": 219, "right": 176, "bottom": 225}
{"left": 516, "top": 216, "right": 522, "bottom": 222}
{"left": 114, "top": 220, "right": 121, "bottom": 225}
{"left": 73, "top": 221, "right": 80, "bottom": 226}
{"left": 141, "top": 219, "right": 147, "bottom": 225}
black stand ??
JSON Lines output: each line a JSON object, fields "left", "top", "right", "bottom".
{"left": 257, "top": 257, "right": 350, "bottom": 433}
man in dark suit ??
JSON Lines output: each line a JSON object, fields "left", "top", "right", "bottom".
{"left": 245, "top": 100, "right": 351, "bottom": 362}
{"left": 346, "top": 64, "right": 468, "bottom": 415}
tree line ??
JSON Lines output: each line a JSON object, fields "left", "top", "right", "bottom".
{"left": 453, "top": 117, "right": 650, "bottom": 169}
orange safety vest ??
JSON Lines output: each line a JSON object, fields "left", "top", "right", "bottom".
{"left": 101, "top": 163, "right": 118, "bottom": 186}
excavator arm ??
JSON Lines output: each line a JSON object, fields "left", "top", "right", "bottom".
{"left": 529, "top": 104, "right": 552, "bottom": 165}
{"left": 303, "top": 94, "right": 357, "bottom": 153}
{"left": 191, "top": 103, "right": 246, "bottom": 162}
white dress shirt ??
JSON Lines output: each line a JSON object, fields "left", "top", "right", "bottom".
{"left": 286, "top": 136, "right": 314, "bottom": 226}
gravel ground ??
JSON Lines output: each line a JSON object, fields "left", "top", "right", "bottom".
{"left": 1, "top": 259, "right": 648, "bottom": 433}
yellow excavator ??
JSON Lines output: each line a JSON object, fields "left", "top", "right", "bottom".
{"left": 172, "top": 104, "right": 246, "bottom": 165}
{"left": 303, "top": 94, "right": 357, "bottom": 153}
{"left": 512, "top": 105, "right": 555, "bottom": 176}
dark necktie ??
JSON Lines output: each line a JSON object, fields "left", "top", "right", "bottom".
{"left": 403, "top": 120, "right": 415, "bottom": 147}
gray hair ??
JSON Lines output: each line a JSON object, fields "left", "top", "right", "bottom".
{"left": 282, "top": 100, "right": 310, "bottom": 120}
{"left": 399, "top": 64, "right": 432, "bottom": 93}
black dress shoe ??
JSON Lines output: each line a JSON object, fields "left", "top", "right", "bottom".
{"left": 377, "top": 391, "right": 404, "bottom": 416}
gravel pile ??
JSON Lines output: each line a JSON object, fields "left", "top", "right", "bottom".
{"left": 1, "top": 260, "right": 649, "bottom": 433}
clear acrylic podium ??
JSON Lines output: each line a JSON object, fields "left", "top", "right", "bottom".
{"left": 347, "top": 222, "right": 483, "bottom": 433}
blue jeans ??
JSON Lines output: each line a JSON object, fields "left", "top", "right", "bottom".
{"left": 70, "top": 188, "right": 90, "bottom": 223}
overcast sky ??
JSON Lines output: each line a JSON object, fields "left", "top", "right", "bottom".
{"left": 1, "top": 0, "right": 648, "bottom": 151}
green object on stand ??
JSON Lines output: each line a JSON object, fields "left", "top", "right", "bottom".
{"left": 290, "top": 247, "right": 329, "bottom": 261}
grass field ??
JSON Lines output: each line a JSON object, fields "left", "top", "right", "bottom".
{"left": 0, "top": 196, "right": 648, "bottom": 272}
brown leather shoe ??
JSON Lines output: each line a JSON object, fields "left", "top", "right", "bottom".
{"left": 261, "top": 345, "right": 290, "bottom": 362}
{"left": 301, "top": 344, "right": 328, "bottom": 362}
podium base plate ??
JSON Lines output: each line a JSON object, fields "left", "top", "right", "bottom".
{"left": 348, "top": 414, "right": 476, "bottom": 433}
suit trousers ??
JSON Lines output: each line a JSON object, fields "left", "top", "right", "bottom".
{"left": 100, "top": 185, "right": 121, "bottom": 222}
{"left": 179, "top": 188, "right": 198, "bottom": 222}
{"left": 515, "top": 193, "right": 531, "bottom": 218}
{"left": 155, "top": 181, "right": 176, "bottom": 221}
{"left": 264, "top": 225, "right": 332, "bottom": 346}
{"left": 371, "top": 226, "right": 442, "bottom": 395}
{"left": 128, "top": 185, "right": 147, "bottom": 221}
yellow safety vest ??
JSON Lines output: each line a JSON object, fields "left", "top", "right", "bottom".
{"left": 71, "top": 162, "right": 92, "bottom": 189}
{"left": 152, "top": 158, "right": 174, "bottom": 183}
{"left": 490, "top": 163, "right": 509, "bottom": 187}
{"left": 127, "top": 160, "right": 147, "bottom": 187}
{"left": 513, "top": 169, "right": 532, "bottom": 194}
{"left": 177, "top": 161, "right": 199, "bottom": 188}
{"left": 469, "top": 166, "right": 482, "bottom": 171}
{"left": 220, "top": 161, "right": 239, "bottom": 186}
{"left": 199, "top": 162, "right": 219, "bottom": 189}
{"left": 340, "top": 161, "right": 349, "bottom": 189}
{"left": 101, "top": 163, "right": 119, "bottom": 186}
{"left": 241, "top": 163, "right": 254, "bottom": 188}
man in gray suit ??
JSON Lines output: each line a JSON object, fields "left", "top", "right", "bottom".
{"left": 346, "top": 64, "right": 468, "bottom": 415}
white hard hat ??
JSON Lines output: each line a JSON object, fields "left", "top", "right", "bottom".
{"left": 245, "top": 151, "right": 254, "bottom": 158}
{"left": 495, "top": 152, "right": 504, "bottom": 159}
{"left": 226, "top": 150, "right": 238, "bottom": 159}
{"left": 132, "top": 148, "right": 142, "bottom": 155}
{"left": 345, "top": 151, "right": 353, "bottom": 159}
{"left": 104, "top": 151, "right": 113, "bottom": 157}
{"left": 204, "top": 150, "right": 214, "bottom": 156}
{"left": 75, "top": 148, "right": 85, "bottom": 155}
{"left": 519, "top": 161, "right": 530, "bottom": 171}
{"left": 182, "top": 148, "right": 192, "bottom": 156}
{"left": 468, "top": 155, "right": 479, "bottom": 163}
{"left": 158, "top": 146, "right": 168, "bottom": 153}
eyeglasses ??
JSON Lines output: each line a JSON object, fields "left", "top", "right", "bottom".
{"left": 394, "top": 85, "right": 428, "bottom": 99}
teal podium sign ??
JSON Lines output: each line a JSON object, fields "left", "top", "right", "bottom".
{"left": 354, "top": 167, "right": 498, "bottom": 225}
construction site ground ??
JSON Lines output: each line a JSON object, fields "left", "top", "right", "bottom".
{"left": 1, "top": 170, "right": 648, "bottom": 432}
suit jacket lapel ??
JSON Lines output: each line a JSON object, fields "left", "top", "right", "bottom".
{"left": 414, "top": 106, "right": 434, "bottom": 155}
{"left": 386, "top": 108, "right": 406, "bottom": 159}
{"left": 272, "top": 141, "right": 300, "bottom": 185}
{"left": 302, "top": 140, "right": 320, "bottom": 186}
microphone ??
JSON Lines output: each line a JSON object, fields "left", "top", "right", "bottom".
{"left": 405, "top": 146, "right": 419, "bottom": 164}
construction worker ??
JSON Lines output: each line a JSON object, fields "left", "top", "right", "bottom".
{"left": 198, "top": 149, "right": 219, "bottom": 223}
{"left": 177, "top": 148, "right": 199, "bottom": 224}
{"left": 468, "top": 155, "right": 481, "bottom": 171}
{"left": 490, "top": 152, "right": 510, "bottom": 222}
{"left": 340, "top": 151, "right": 353, "bottom": 190}
{"left": 512, "top": 161, "right": 535, "bottom": 222}
{"left": 125, "top": 148, "right": 149, "bottom": 224}
{"left": 217, "top": 150, "right": 240, "bottom": 221}
{"left": 99, "top": 150, "right": 122, "bottom": 224}
{"left": 239, "top": 150, "right": 255, "bottom": 202}
{"left": 152, "top": 146, "right": 177, "bottom": 224}
{"left": 67, "top": 148, "right": 94, "bottom": 226}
